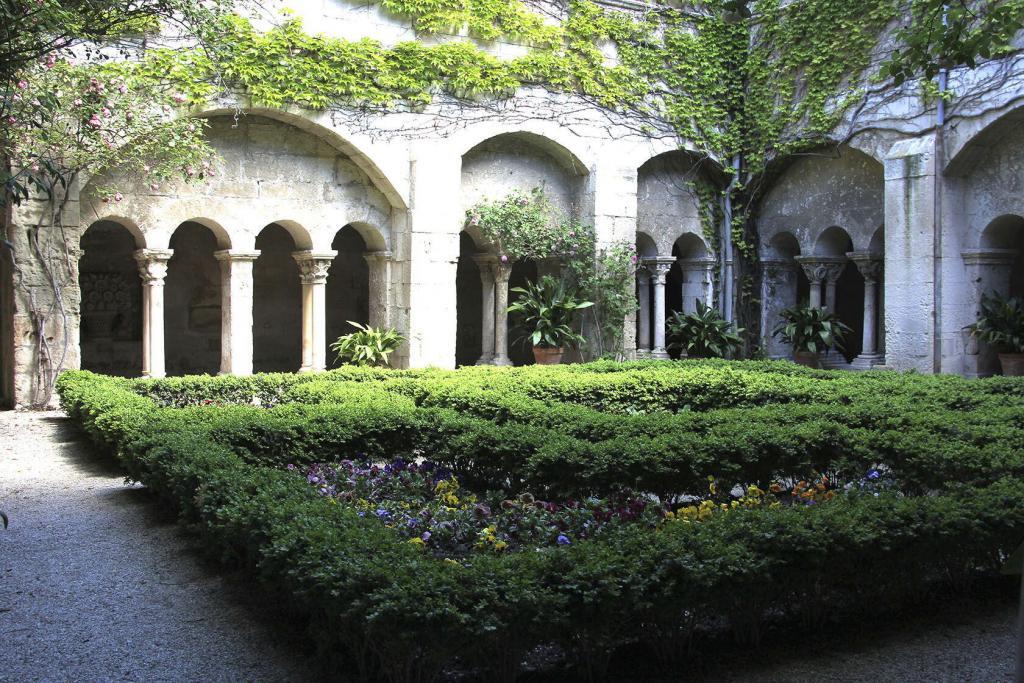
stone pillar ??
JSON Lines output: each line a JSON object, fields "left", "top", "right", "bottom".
{"left": 214, "top": 250, "right": 260, "bottom": 376}
{"left": 961, "top": 249, "right": 1018, "bottom": 377}
{"left": 848, "top": 251, "right": 885, "bottom": 370}
{"left": 133, "top": 249, "right": 172, "bottom": 378}
{"left": 679, "top": 257, "right": 717, "bottom": 313}
{"left": 364, "top": 250, "right": 392, "bottom": 329}
{"left": 292, "top": 250, "right": 336, "bottom": 372}
{"left": 492, "top": 262, "right": 513, "bottom": 366}
{"left": 636, "top": 267, "right": 651, "bottom": 357}
{"left": 795, "top": 257, "right": 846, "bottom": 310}
{"left": 648, "top": 257, "right": 675, "bottom": 359}
{"left": 760, "top": 259, "right": 798, "bottom": 359}
{"left": 472, "top": 254, "right": 497, "bottom": 365}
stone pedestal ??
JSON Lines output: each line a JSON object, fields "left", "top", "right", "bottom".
{"left": 293, "top": 250, "right": 336, "bottom": 372}
{"left": 214, "top": 250, "right": 260, "bottom": 376}
{"left": 134, "top": 249, "right": 173, "bottom": 378}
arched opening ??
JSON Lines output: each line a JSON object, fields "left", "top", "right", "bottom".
{"left": 507, "top": 258, "right": 539, "bottom": 366}
{"left": 253, "top": 223, "right": 302, "bottom": 372}
{"left": 326, "top": 226, "right": 370, "bottom": 367}
{"left": 980, "top": 215, "right": 1024, "bottom": 296}
{"left": 761, "top": 232, "right": 804, "bottom": 359}
{"left": 455, "top": 232, "right": 484, "bottom": 367}
{"left": 78, "top": 220, "right": 144, "bottom": 376}
{"left": 165, "top": 222, "right": 222, "bottom": 376}
{"left": 810, "top": 227, "right": 861, "bottom": 365}
{"left": 966, "top": 215, "right": 1024, "bottom": 376}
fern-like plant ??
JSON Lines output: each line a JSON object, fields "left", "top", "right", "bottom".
{"left": 773, "top": 306, "right": 851, "bottom": 354}
{"left": 967, "top": 291, "right": 1024, "bottom": 353}
{"left": 666, "top": 300, "right": 744, "bottom": 358}
{"left": 330, "top": 322, "right": 404, "bottom": 367}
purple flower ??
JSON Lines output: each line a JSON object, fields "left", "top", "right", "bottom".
{"left": 376, "top": 508, "right": 390, "bottom": 519}
{"left": 286, "top": 464, "right": 295, "bottom": 471}
{"left": 421, "top": 531, "right": 431, "bottom": 542}
{"left": 406, "top": 517, "right": 420, "bottom": 528}
{"left": 866, "top": 469, "right": 881, "bottom": 481}
{"left": 557, "top": 534, "right": 570, "bottom": 546}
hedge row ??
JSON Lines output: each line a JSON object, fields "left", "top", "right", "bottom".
{"left": 57, "top": 369, "right": 1024, "bottom": 681}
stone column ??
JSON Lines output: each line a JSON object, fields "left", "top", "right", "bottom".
{"left": 648, "top": 257, "right": 675, "bottom": 359}
{"left": 214, "top": 250, "right": 260, "bottom": 376}
{"left": 472, "top": 254, "right": 497, "bottom": 364}
{"left": 795, "top": 256, "right": 845, "bottom": 310}
{"left": 636, "top": 267, "right": 651, "bottom": 357}
{"left": 821, "top": 259, "right": 846, "bottom": 313}
{"left": 848, "top": 251, "right": 885, "bottom": 370}
{"left": 760, "top": 259, "right": 798, "bottom": 359}
{"left": 679, "top": 257, "right": 717, "bottom": 313}
{"left": 492, "top": 262, "right": 513, "bottom": 366}
{"left": 133, "top": 249, "right": 172, "bottom": 378}
{"left": 364, "top": 250, "right": 392, "bottom": 330}
{"left": 292, "top": 250, "right": 336, "bottom": 372}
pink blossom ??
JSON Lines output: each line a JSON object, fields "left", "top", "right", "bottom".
{"left": 45, "top": 54, "right": 57, "bottom": 69}
{"left": 125, "top": 111, "right": 133, "bottom": 121}
{"left": 12, "top": 93, "right": 20, "bottom": 102}
{"left": 185, "top": 167, "right": 196, "bottom": 177}
{"left": 172, "top": 93, "right": 187, "bottom": 104}
{"left": 72, "top": 98, "right": 82, "bottom": 107}
{"left": 113, "top": 192, "right": 124, "bottom": 202}
{"left": 500, "top": 254, "right": 508, "bottom": 263}
{"left": 149, "top": 183, "right": 159, "bottom": 191}
{"left": 102, "top": 107, "right": 111, "bottom": 117}
{"left": 87, "top": 114, "right": 102, "bottom": 128}
{"left": 118, "top": 84, "right": 127, "bottom": 94}
{"left": 142, "top": 165, "right": 151, "bottom": 173}
{"left": 16, "top": 80, "right": 28, "bottom": 90}
{"left": 5, "top": 116, "right": 15, "bottom": 125}
{"left": 187, "top": 123, "right": 195, "bottom": 132}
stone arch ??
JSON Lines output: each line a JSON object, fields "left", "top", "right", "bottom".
{"left": 84, "top": 215, "right": 147, "bottom": 248}
{"left": 454, "top": 128, "right": 591, "bottom": 179}
{"left": 669, "top": 233, "right": 713, "bottom": 319}
{"left": 761, "top": 231, "right": 807, "bottom": 359}
{"left": 178, "top": 217, "right": 231, "bottom": 250}
{"left": 946, "top": 104, "right": 1024, "bottom": 177}
{"left": 252, "top": 223, "right": 303, "bottom": 372}
{"left": 78, "top": 220, "right": 144, "bottom": 376}
{"left": 196, "top": 107, "right": 408, "bottom": 210}
{"left": 813, "top": 226, "right": 854, "bottom": 256}
{"left": 636, "top": 232, "right": 658, "bottom": 259}
{"left": 637, "top": 150, "right": 708, "bottom": 257}
{"left": 165, "top": 222, "right": 223, "bottom": 376}
{"left": 325, "top": 226, "right": 371, "bottom": 367}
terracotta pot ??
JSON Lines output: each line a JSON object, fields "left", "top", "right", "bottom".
{"left": 533, "top": 346, "right": 565, "bottom": 365}
{"left": 793, "top": 350, "right": 821, "bottom": 369}
{"left": 998, "top": 353, "right": 1024, "bottom": 376}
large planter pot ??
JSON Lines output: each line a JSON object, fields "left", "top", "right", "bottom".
{"left": 533, "top": 346, "right": 565, "bottom": 365}
{"left": 998, "top": 353, "right": 1024, "bottom": 376}
{"left": 793, "top": 350, "right": 821, "bottom": 369}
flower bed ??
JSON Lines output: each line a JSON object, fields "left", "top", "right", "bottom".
{"left": 57, "top": 364, "right": 1024, "bottom": 681}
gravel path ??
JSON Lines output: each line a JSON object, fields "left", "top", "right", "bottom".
{"left": 0, "top": 410, "right": 1019, "bottom": 682}
{"left": 0, "top": 411, "right": 323, "bottom": 683}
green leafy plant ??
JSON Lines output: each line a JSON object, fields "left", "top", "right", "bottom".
{"left": 507, "top": 275, "right": 593, "bottom": 349}
{"left": 773, "top": 305, "right": 851, "bottom": 354}
{"left": 667, "top": 299, "right": 744, "bottom": 358}
{"left": 967, "top": 291, "right": 1024, "bottom": 353}
{"left": 330, "top": 322, "right": 404, "bottom": 367}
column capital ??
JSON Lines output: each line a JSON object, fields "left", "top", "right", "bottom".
{"left": 846, "top": 251, "right": 884, "bottom": 282}
{"left": 642, "top": 256, "right": 675, "bottom": 284}
{"left": 363, "top": 250, "right": 393, "bottom": 265}
{"left": 677, "top": 257, "right": 717, "bottom": 272}
{"left": 961, "top": 248, "right": 1018, "bottom": 267}
{"left": 214, "top": 249, "right": 261, "bottom": 263}
{"left": 493, "top": 261, "right": 512, "bottom": 284}
{"left": 292, "top": 250, "right": 337, "bottom": 284}
{"left": 794, "top": 255, "right": 846, "bottom": 284}
{"left": 133, "top": 249, "right": 172, "bottom": 284}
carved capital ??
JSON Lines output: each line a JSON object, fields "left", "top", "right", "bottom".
{"left": 846, "top": 251, "right": 883, "bottom": 283}
{"left": 795, "top": 256, "right": 846, "bottom": 285}
{"left": 292, "top": 250, "right": 337, "bottom": 285}
{"left": 214, "top": 249, "right": 261, "bottom": 264}
{"left": 492, "top": 261, "right": 512, "bottom": 284}
{"left": 133, "top": 249, "right": 172, "bottom": 285}
{"left": 642, "top": 256, "right": 675, "bottom": 285}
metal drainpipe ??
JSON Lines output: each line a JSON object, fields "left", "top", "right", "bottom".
{"left": 722, "top": 153, "right": 740, "bottom": 323}
{"left": 933, "top": 18, "right": 948, "bottom": 375}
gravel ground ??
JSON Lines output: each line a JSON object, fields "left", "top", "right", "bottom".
{"left": 0, "top": 410, "right": 323, "bottom": 683}
{"left": 0, "top": 410, "right": 1019, "bottom": 682}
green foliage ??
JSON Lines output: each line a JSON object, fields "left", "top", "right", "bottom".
{"left": 968, "top": 291, "right": 1024, "bottom": 354}
{"left": 773, "top": 305, "right": 852, "bottom": 354}
{"left": 667, "top": 300, "right": 744, "bottom": 358}
{"left": 56, "top": 367, "right": 1024, "bottom": 679}
{"left": 466, "top": 188, "right": 580, "bottom": 262}
{"left": 507, "top": 275, "right": 593, "bottom": 349}
{"left": 330, "top": 322, "right": 405, "bottom": 367}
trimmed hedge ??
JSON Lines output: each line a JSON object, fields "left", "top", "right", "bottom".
{"left": 57, "top": 366, "right": 1024, "bottom": 681}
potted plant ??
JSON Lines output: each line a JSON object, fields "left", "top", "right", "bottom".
{"left": 330, "top": 322, "right": 404, "bottom": 367}
{"left": 666, "top": 300, "right": 745, "bottom": 358}
{"left": 966, "top": 291, "right": 1024, "bottom": 376}
{"left": 507, "top": 275, "right": 593, "bottom": 365}
{"left": 773, "top": 306, "right": 851, "bottom": 369}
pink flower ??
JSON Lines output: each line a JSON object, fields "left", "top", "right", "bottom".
{"left": 172, "top": 93, "right": 187, "bottom": 104}
{"left": 101, "top": 107, "right": 111, "bottom": 117}
{"left": 500, "top": 254, "right": 508, "bottom": 263}
{"left": 87, "top": 114, "right": 101, "bottom": 128}
{"left": 5, "top": 116, "right": 15, "bottom": 125}
{"left": 185, "top": 167, "right": 195, "bottom": 177}
{"left": 72, "top": 98, "right": 82, "bottom": 107}
{"left": 45, "top": 54, "right": 57, "bottom": 68}
{"left": 113, "top": 192, "right": 124, "bottom": 202}
{"left": 149, "top": 183, "right": 159, "bottom": 191}
{"left": 16, "top": 80, "right": 28, "bottom": 90}
{"left": 118, "top": 84, "right": 127, "bottom": 94}
{"left": 125, "top": 111, "right": 133, "bottom": 121}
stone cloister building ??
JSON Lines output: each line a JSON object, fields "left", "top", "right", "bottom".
{"left": 1, "top": 2, "right": 1024, "bottom": 407}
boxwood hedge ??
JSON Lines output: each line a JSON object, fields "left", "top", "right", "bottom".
{"left": 57, "top": 363, "right": 1024, "bottom": 681}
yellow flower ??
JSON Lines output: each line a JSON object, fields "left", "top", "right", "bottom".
{"left": 408, "top": 537, "right": 425, "bottom": 547}
{"left": 494, "top": 540, "right": 508, "bottom": 551}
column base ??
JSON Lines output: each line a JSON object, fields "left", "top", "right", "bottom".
{"left": 849, "top": 353, "right": 886, "bottom": 371}
{"left": 820, "top": 353, "right": 851, "bottom": 370}
{"left": 298, "top": 365, "right": 315, "bottom": 373}
{"left": 635, "top": 349, "right": 651, "bottom": 359}
{"left": 492, "top": 356, "right": 514, "bottom": 366}
{"left": 650, "top": 349, "right": 670, "bottom": 360}
{"left": 475, "top": 354, "right": 495, "bottom": 366}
